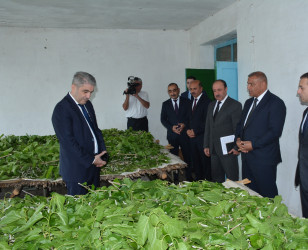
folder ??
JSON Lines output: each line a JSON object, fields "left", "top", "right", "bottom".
{"left": 220, "top": 135, "right": 235, "bottom": 155}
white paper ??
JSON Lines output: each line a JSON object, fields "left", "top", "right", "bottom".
{"left": 220, "top": 135, "right": 235, "bottom": 155}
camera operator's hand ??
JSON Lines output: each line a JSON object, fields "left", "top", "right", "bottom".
{"left": 124, "top": 88, "right": 129, "bottom": 95}
{"left": 133, "top": 93, "right": 150, "bottom": 109}
{"left": 122, "top": 91, "right": 130, "bottom": 110}
{"left": 93, "top": 151, "right": 107, "bottom": 168}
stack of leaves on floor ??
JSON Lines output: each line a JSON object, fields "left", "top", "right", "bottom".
{"left": 0, "top": 128, "right": 169, "bottom": 180}
{"left": 1, "top": 179, "right": 307, "bottom": 249}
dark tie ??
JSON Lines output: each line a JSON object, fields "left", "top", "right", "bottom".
{"left": 173, "top": 99, "right": 179, "bottom": 115}
{"left": 192, "top": 98, "right": 198, "bottom": 112}
{"left": 245, "top": 98, "right": 258, "bottom": 126}
{"left": 78, "top": 104, "right": 95, "bottom": 132}
{"left": 213, "top": 101, "right": 221, "bottom": 121}
{"left": 302, "top": 110, "right": 308, "bottom": 134}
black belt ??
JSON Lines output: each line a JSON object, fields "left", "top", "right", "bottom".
{"left": 127, "top": 116, "right": 147, "bottom": 120}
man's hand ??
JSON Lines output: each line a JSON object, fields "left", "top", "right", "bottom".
{"left": 238, "top": 140, "right": 253, "bottom": 153}
{"left": 172, "top": 125, "right": 181, "bottom": 134}
{"left": 178, "top": 123, "right": 185, "bottom": 133}
{"left": 228, "top": 148, "right": 240, "bottom": 155}
{"left": 122, "top": 91, "right": 130, "bottom": 110}
{"left": 236, "top": 138, "right": 242, "bottom": 149}
{"left": 204, "top": 148, "right": 210, "bottom": 157}
{"left": 187, "top": 129, "right": 195, "bottom": 138}
{"left": 93, "top": 151, "right": 108, "bottom": 167}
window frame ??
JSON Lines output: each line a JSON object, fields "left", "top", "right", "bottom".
{"left": 214, "top": 38, "right": 237, "bottom": 62}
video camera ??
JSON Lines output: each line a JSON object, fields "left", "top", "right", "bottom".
{"left": 123, "top": 76, "right": 141, "bottom": 95}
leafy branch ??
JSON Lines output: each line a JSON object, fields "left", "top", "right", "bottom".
{"left": 0, "top": 179, "right": 307, "bottom": 249}
{"left": 0, "top": 129, "right": 170, "bottom": 180}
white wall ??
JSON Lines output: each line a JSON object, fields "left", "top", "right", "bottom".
{"left": 190, "top": 0, "right": 308, "bottom": 217}
{"left": 1, "top": 0, "right": 307, "bottom": 217}
{"left": 0, "top": 28, "right": 190, "bottom": 145}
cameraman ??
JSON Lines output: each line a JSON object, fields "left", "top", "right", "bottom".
{"left": 122, "top": 77, "right": 150, "bottom": 132}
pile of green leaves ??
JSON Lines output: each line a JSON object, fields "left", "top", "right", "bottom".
{"left": 0, "top": 135, "right": 60, "bottom": 180}
{"left": 0, "top": 129, "right": 169, "bottom": 181}
{"left": 100, "top": 128, "right": 169, "bottom": 175}
{"left": 1, "top": 179, "right": 307, "bottom": 249}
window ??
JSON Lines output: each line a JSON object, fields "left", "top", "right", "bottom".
{"left": 215, "top": 39, "right": 237, "bottom": 62}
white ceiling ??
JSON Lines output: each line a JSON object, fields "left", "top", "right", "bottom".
{"left": 0, "top": 0, "right": 236, "bottom": 30}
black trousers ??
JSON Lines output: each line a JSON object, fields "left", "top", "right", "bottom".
{"left": 300, "top": 185, "right": 308, "bottom": 218}
{"left": 210, "top": 152, "right": 239, "bottom": 183}
{"left": 168, "top": 133, "right": 190, "bottom": 160}
{"left": 242, "top": 156, "right": 278, "bottom": 198}
{"left": 127, "top": 117, "right": 148, "bottom": 132}
{"left": 65, "top": 166, "right": 100, "bottom": 196}
{"left": 189, "top": 136, "right": 211, "bottom": 181}
{"left": 168, "top": 133, "right": 192, "bottom": 177}
{"left": 299, "top": 163, "right": 308, "bottom": 218}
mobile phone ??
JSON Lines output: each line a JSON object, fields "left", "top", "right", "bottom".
{"left": 100, "top": 153, "right": 109, "bottom": 163}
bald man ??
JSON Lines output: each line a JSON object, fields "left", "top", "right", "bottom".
{"left": 235, "top": 71, "right": 286, "bottom": 198}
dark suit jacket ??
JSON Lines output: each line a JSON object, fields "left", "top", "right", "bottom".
{"left": 160, "top": 97, "right": 190, "bottom": 140}
{"left": 52, "top": 93, "right": 106, "bottom": 182}
{"left": 204, "top": 96, "right": 242, "bottom": 156}
{"left": 295, "top": 107, "right": 308, "bottom": 187}
{"left": 180, "top": 90, "right": 191, "bottom": 100}
{"left": 188, "top": 93, "right": 211, "bottom": 138}
{"left": 235, "top": 90, "right": 286, "bottom": 165}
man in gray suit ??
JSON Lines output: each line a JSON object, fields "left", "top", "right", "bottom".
{"left": 203, "top": 80, "right": 242, "bottom": 183}
{"left": 296, "top": 72, "right": 308, "bottom": 218}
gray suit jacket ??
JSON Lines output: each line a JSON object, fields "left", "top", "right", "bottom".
{"left": 204, "top": 96, "right": 242, "bottom": 156}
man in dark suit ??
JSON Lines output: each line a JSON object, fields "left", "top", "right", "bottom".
{"left": 204, "top": 80, "right": 242, "bottom": 183}
{"left": 187, "top": 80, "right": 211, "bottom": 180}
{"left": 295, "top": 72, "right": 308, "bottom": 218}
{"left": 52, "top": 72, "right": 108, "bottom": 195}
{"left": 181, "top": 76, "right": 196, "bottom": 100}
{"left": 236, "top": 71, "right": 286, "bottom": 198}
{"left": 161, "top": 83, "right": 191, "bottom": 168}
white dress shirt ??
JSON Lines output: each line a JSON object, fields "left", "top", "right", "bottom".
{"left": 125, "top": 91, "right": 149, "bottom": 118}
{"left": 69, "top": 92, "right": 98, "bottom": 154}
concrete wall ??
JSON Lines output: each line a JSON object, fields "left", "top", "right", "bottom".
{"left": 0, "top": 28, "right": 190, "bottom": 145}
{"left": 190, "top": 0, "right": 308, "bottom": 217}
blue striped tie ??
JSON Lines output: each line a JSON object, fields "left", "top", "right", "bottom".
{"left": 78, "top": 104, "right": 95, "bottom": 132}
